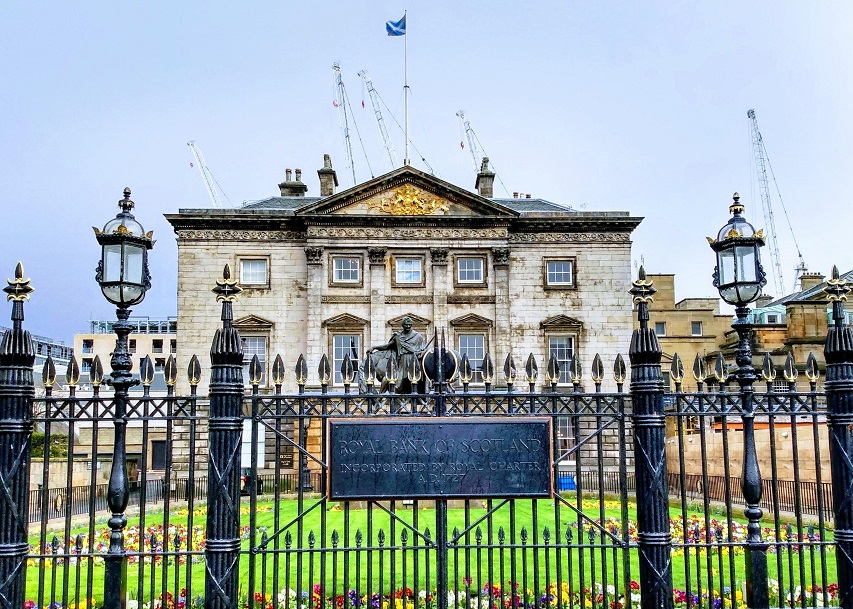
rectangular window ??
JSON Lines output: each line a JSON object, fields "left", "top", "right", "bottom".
{"left": 241, "top": 419, "right": 266, "bottom": 469}
{"left": 151, "top": 440, "right": 168, "bottom": 470}
{"left": 152, "top": 339, "right": 163, "bottom": 353}
{"left": 332, "top": 256, "right": 361, "bottom": 284}
{"left": 240, "top": 258, "right": 268, "bottom": 286}
{"left": 129, "top": 339, "right": 137, "bottom": 354}
{"left": 458, "top": 334, "right": 486, "bottom": 383}
{"left": 82, "top": 339, "right": 93, "bottom": 354}
{"left": 772, "top": 378, "right": 790, "bottom": 392}
{"left": 242, "top": 336, "right": 267, "bottom": 386}
{"left": 395, "top": 257, "right": 423, "bottom": 284}
{"left": 766, "top": 313, "right": 780, "bottom": 324}
{"left": 655, "top": 322, "right": 666, "bottom": 336}
{"left": 546, "top": 260, "right": 574, "bottom": 286}
{"left": 333, "top": 335, "right": 361, "bottom": 384}
{"left": 556, "top": 417, "right": 575, "bottom": 455}
{"left": 170, "top": 339, "right": 177, "bottom": 353}
{"left": 548, "top": 336, "right": 575, "bottom": 384}
{"left": 155, "top": 358, "right": 165, "bottom": 372}
{"left": 691, "top": 321, "right": 703, "bottom": 336}
{"left": 457, "top": 257, "right": 484, "bottom": 284}
{"left": 82, "top": 358, "right": 93, "bottom": 374}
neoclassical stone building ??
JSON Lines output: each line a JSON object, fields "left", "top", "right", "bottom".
{"left": 167, "top": 159, "right": 641, "bottom": 397}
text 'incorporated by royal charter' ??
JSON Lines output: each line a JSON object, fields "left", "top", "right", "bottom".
{"left": 327, "top": 418, "right": 553, "bottom": 500}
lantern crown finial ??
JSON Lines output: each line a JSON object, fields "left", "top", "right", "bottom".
{"left": 119, "top": 187, "right": 134, "bottom": 213}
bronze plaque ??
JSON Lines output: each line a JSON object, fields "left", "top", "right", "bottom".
{"left": 327, "top": 417, "right": 553, "bottom": 500}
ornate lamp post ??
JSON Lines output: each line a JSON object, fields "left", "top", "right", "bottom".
{"left": 708, "top": 192, "right": 768, "bottom": 608}
{"left": 94, "top": 187, "right": 153, "bottom": 609}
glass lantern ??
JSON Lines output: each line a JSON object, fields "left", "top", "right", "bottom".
{"left": 710, "top": 193, "right": 766, "bottom": 306}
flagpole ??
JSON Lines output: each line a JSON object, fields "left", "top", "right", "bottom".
{"left": 403, "top": 9, "right": 409, "bottom": 166}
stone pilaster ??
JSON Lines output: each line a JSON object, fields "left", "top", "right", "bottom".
{"left": 492, "top": 248, "right": 511, "bottom": 370}
{"left": 305, "top": 247, "right": 324, "bottom": 382}
{"left": 368, "top": 248, "right": 387, "bottom": 346}
{"left": 431, "top": 248, "right": 448, "bottom": 334}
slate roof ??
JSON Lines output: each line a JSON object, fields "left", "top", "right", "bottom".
{"left": 241, "top": 197, "right": 322, "bottom": 210}
{"left": 490, "top": 198, "right": 575, "bottom": 213}
{"left": 239, "top": 195, "right": 575, "bottom": 214}
{"left": 763, "top": 269, "right": 853, "bottom": 307}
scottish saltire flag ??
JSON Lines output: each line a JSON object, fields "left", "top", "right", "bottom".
{"left": 386, "top": 15, "right": 406, "bottom": 36}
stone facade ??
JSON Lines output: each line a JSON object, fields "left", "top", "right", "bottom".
{"left": 166, "top": 164, "right": 642, "bottom": 474}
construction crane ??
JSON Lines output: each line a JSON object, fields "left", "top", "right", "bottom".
{"left": 747, "top": 109, "right": 807, "bottom": 294}
{"left": 333, "top": 63, "right": 358, "bottom": 186}
{"left": 358, "top": 69, "right": 398, "bottom": 168}
{"left": 456, "top": 110, "right": 483, "bottom": 172}
{"left": 187, "top": 141, "right": 229, "bottom": 209}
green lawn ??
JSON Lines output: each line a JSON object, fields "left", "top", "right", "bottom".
{"left": 25, "top": 496, "right": 837, "bottom": 608}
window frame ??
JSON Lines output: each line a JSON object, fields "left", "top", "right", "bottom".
{"left": 454, "top": 255, "right": 488, "bottom": 288}
{"left": 392, "top": 255, "right": 426, "bottom": 288}
{"left": 241, "top": 335, "right": 269, "bottom": 388}
{"left": 766, "top": 313, "right": 780, "bottom": 324}
{"left": 543, "top": 257, "right": 577, "bottom": 290}
{"left": 82, "top": 339, "right": 94, "bottom": 354}
{"left": 691, "top": 321, "right": 703, "bottom": 336}
{"left": 330, "top": 332, "right": 364, "bottom": 385}
{"left": 654, "top": 321, "right": 667, "bottom": 337}
{"left": 152, "top": 339, "right": 163, "bottom": 354}
{"left": 329, "top": 254, "right": 364, "bottom": 288}
{"left": 547, "top": 335, "right": 576, "bottom": 385}
{"left": 238, "top": 256, "right": 271, "bottom": 289}
{"left": 456, "top": 332, "right": 489, "bottom": 385}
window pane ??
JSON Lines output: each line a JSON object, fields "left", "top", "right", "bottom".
{"left": 655, "top": 322, "right": 666, "bottom": 336}
{"left": 719, "top": 249, "right": 735, "bottom": 284}
{"left": 547, "top": 261, "right": 573, "bottom": 285}
{"left": 334, "top": 257, "right": 360, "bottom": 282}
{"left": 691, "top": 321, "right": 702, "bottom": 336}
{"left": 242, "top": 336, "right": 267, "bottom": 385}
{"left": 457, "top": 258, "right": 483, "bottom": 283}
{"left": 458, "top": 334, "right": 485, "bottom": 383}
{"left": 333, "top": 335, "right": 361, "bottom": 384}
{"left": 548, "top": 337, "right": 574, "bottom": 384}
{"left": 241, "top": 259, "right": 267, "bottom": 284}
{"left": 396, "top": 258, "right": 422, "bottom": 283}
{"left": 736, "top": 247, "right": 756, "bottom": 282}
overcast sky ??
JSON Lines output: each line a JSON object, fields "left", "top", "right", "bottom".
{"left": 1, "top": 2, "right": 851, "bottom": 344}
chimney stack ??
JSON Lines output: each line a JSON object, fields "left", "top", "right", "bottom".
{"left": 475, "top": 157, "right": 495, "bottom": 198}
{"left": 317, "top": 154, "right": 339, "bottom": 197}
{"left": 279, "top": 166, "right": 308, "bottom": 197}
{"left": 799, "top": 272, "right": 825, "bottom": 292}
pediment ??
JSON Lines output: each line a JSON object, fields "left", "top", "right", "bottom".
{"left": 323, "top": 313, "right": 369, "bottom": 329}
{"left": 449, "top": 313, "right": 493, "bottom": 328}
{"left": 386, "top": 313, "right": 432, "bottom": 328}
{"left": 233, "top": 315, "right": 274, "bottom": 331}
{"left": 296, "top": 167, "right": 519, "bottom": 219}
{"left": 540, "top": 315, "right": 584, "bottom": 329}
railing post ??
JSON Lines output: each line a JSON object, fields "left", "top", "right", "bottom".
{"left": 731, "top": 305, "right": 769, "bottom": 609}
{"left": 205, "top": 266, "right": 244, "bottom": 609}
{"left": 104, "top": 305, "right": 135, "bottom": 609}
{"left": 824, "top": 266, "right": 853, "bottom": 609}
{"left": 0, "top": 264, "right": 35, "bottom": 608}
{"left": 628, "top": 268, "right": 673, "bottom": 609}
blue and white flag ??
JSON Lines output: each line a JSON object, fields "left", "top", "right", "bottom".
{"left": 386, "top": 15, "right": 406, "bottom": 36}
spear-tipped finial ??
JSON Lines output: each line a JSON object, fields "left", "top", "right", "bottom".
{"left": 5, "top": 262, "right": 33, "bottom": 301}
{"left": 629, "top": 265, "right": 656, "bottom": 305}
{"left": 212, "top": 264, "right": 242, "bottom": 303}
